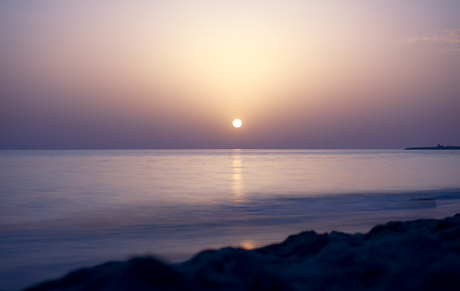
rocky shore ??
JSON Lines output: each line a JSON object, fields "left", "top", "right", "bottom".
{"left": 24, "top": 213, "right": 460, "bottom": 291}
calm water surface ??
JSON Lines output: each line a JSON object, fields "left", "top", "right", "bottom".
{"left": 1, "top": 149, "right": 460, "bottom": 290}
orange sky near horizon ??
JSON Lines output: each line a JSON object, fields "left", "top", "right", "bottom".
{"left": 1, "top": 0, "right": 460, "bottom": 149}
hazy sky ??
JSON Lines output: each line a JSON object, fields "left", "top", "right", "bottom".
{"left": 1, "top": 0, "right": 459, "bottom": 149}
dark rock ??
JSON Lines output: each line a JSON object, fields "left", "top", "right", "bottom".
{"left": 24, "top": 257, "right": 192, "bottom": 291}
{"left": 24, "top": 214, "right": 460, "bottom": 291}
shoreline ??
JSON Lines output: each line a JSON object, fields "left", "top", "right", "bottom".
{"left": 24, "top": 213, "right": 460, "bottom": 291}
{"left": 2, "top": 189, "right": 459, "bottom": 291}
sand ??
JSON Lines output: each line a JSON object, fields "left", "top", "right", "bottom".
{"left": 24, "top": 213, "right": 460, "bottom": 291}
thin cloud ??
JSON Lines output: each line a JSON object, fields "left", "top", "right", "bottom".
{"left": 400, "top": 29, "right": 460, "bottom": 44}
{"left": 399, "top": 29, "right": 460, "bottom": 53}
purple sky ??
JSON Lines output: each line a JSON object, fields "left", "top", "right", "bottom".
{"left": 1, "top": 0, "right": 459, "bottom": 149}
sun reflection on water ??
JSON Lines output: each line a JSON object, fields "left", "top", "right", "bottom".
{"left": 232, "top": 150, "right": 244, "bottom": 203}
{"left": 240, "top": 240, "right": 256, "bottom": 250}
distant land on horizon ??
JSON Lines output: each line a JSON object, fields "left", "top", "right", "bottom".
{"left": 405, "top": 144, "right": 460, "bottom": 150}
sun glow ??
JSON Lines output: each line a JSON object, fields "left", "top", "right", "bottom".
{"left": 233, "top": 119, "right": 242, "bottom": 128}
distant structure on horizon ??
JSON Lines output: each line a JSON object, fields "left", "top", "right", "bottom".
{"left": 405, "top": 144, "right": 460, "bottom": 150}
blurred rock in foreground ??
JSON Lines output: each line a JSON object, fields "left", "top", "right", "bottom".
{"left": 24, "top": 214, "right": 460, "bottom": 291}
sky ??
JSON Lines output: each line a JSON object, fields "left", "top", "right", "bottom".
{"left": 1, "top": 0, "right": 459, "bottom": 149}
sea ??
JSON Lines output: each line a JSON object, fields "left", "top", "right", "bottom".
{"left": 1, "top": 149, "right": 460, "bottom": 290}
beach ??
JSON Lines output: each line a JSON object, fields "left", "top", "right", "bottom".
{"left": 2, "top": 1, "right": 460, "bottom": 290}
{"left": 1, "top": 150, "right": 460, "bottom": 290}
{"left": 24, "top": 213, "right": 460, "bottom": 291}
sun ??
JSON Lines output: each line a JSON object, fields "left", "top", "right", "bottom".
{"left": 233, "top": 119, "right": 242, "bottom": 128}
